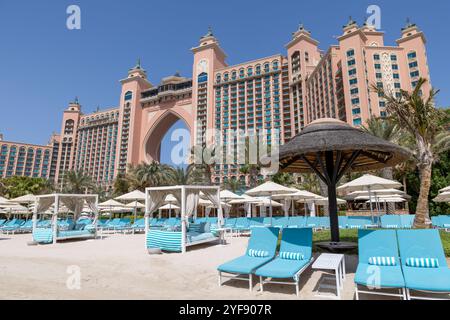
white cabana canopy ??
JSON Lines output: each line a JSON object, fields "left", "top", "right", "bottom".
{"left": 0, "top": 196, "right": 10, "bottom": 203}
{"left": 145, "top": 186, "right": 222, "bottom": 253}
{"left": 32, "top": 194, "right": 99, "bottom": 245}
{"left": 228, "top": 194, "right": 259, "bottom": 205}
{"left": 301, "top": 197, "right": 347, "bottom": 206}
{"left": 219, "top": 190, "right": 243, "bottom": 201}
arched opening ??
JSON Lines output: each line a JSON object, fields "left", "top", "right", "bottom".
{"left": 145, "top": 111, "right": 191, "bottom": 167}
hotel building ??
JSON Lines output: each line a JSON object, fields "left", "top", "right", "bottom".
{"left": 2, "top": 19, "right": 432, "bottom": 187}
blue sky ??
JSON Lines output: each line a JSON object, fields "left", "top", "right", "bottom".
{"left": 0, "top": 0, "right": 449, "bottom": 165}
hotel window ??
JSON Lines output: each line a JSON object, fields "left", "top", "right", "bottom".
{"left": 353, "top": 118, "right": 362, "bottom": 126}
{"left": 379, "top": 101, "right": 386, "bottom": 107}
{"left": 349, "top": 78, "right": 358, "bottom": 85}
{"left": 352, "top": 108, "right": 361, "bottom": 115}
{"left": 348, "top": 59, "right": 356, "bottom": 66}
{"left": 256, "top": 65, "right": 261, "bottom": 75}
{"left": 198, "top": 72, "right": 208, "bottom": 83}
{"left": 305, "top": 52, "right": 309, "bottom": 63}
{"left": 409, "top": 61, "right": 418, "bottom": 68}
{"left": 392, "top": 64, "right": 399, "bottom": 70}
{"left": 412, "top": 81, "right": 419, "bottom": 88}
{"left": 124, "top": 91, "right": 133, "bottom": 101}
{"left": 350, "top": 88, "right": 359, "bottom": 95}
{"left": 247, "top": 67, "right": 253, "bottom": 77}
{"left": 393, "top": 73, "right": 400, "bottom": 79}
{"left": 348, "top": 69, "right": 357, "bottom": 76}
{"left": 394, "top": 83, "right": 401, "bottom": 89}
{"left": 272, "top": 61, "right": 279, "bottom": 70}
{"left": 374, "top": 54, "right": 380, "bottom": 60}
{"left": 391, "top": 54, "right": 398, "bottom": 61}
{"left": 410, "top": 70, "right": 420, "bottom": 78}
{"left": 223, "top": 73, "right": 229, "bottom": 81}
{"left": 380, "top": 111, "right": 387, "bottom": 117}
{"left": 376, "top": 73, "right": 382, "bottom": 79}
{"left": 351, "top": 98, "right": 360, "bottom": 105}
{"left": 407, "top": 51, "right": 417, "bottom": 59}
{"left": 231, "top": 71, "right": 237, "bottom": 80}
{"left": 347, "top": 49, "right": 355, "bottom": 57}
{"left": 374, "top": 64, "right": 381, "bottom": 69}
{"left": 239, "top": 69, "right": 245, "bottom": 79}
{"left": 216, "top": 74, "right": 221, "bottom": 83}
{"left": 264, "top": 63, "right": 270, "bottom": 73}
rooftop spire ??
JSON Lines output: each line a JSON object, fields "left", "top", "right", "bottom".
{"left": 344, "top": 16, "right": 358, "bottom": 28}
{"left": 402, "top": 17, "right": 417, "bottom": 30}
{"left": 201, "top": 26, "right": 214, "bottom": 39}
{"left": 74, "top": 96, "right": 79, "bottom": 104}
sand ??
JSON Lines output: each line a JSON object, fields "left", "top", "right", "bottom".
{"left": 0, "top": 233, "right": 448, "bottom": 300}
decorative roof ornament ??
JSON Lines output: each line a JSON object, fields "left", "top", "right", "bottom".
{"left": 344, "top": 16, "right": 358, "bottom": 28}
{"left": 174, "top": 71, "right": 181, "bottom": 77}
{"left": 201, "top": 26, "right": 214, "bottom": 39}
{"left": 402, "top": 17, "right": 417, "bottom": 31}
{"left": 74, "top": 96, "right": 79, "bottom": 104}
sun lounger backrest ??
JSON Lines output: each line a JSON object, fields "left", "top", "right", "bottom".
{"left": 288, "top": 216, "right": 306, "bottom": 227}
{"left": 247, "top": 227, "right": 280, "bottom": 258}
{"left": 358, "top": 229, "right": 400, "bottom": 263}
{"left": 381, "top": 215, "right": 402, "bottom": 228}
{"left": 306, "top": 217, "right": 319, "bottom": 227}
{"left": 249, "top": 218, "right": 264, "bottom": 226}
{"left": 235, "top": 217, "right": 249, "bottom": 227}
{"left": 338, "top": 216, "right": 348, "bottom": 228}
{"left": 319, "top": 217, "right": 330, "bottom": 228}
{"left": 400, "top": 215, "right": 415, "bottom": 229}
{"left": 262, "top": 217, "right": 272, "bottom": 226}
{"left": 225, "top": 218, "right": 236, "bottom": 227}
{"left": 440, "top": 215, "right": 450, "bottom": 226}
{"left": 280, "top": 228, "right": 313, "bottom": 260}
{"left": 397, "top": 229, "right": 447, "bottom": 267}
{"left": 273, "top": 217, "right": 289, "bottom": 228}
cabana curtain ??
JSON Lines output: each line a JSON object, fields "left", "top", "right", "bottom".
{"left": 283, "top": 200, "right": 291, "bottom": 218}
{"left": 34, "top": 196, "right": 55, "bottom": 214}
{"left": 184, "top": 191, "right": 200, "bottom": 221}
{"left": 146, "top": 191, "right": 169, "bottom": 217}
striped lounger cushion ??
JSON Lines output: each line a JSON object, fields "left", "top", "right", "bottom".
{"left": 248, "top": 249, "right": 269, "bottom": 258}
{"left": 386, "top": 225, "right": 399, "bottom": 229}
{"left": 406, "top": 258, "right": 440, "bottom": 268}
{"left": 368, "top": 257, "right": 397, "bottom": 266}
{"left": 279, "top": 252, "right": 305, "bottom": 261}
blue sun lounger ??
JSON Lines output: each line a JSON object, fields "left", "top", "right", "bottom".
{"left": 249, "top": 218, "right": 265, "bottom": 229}
{"left": 397, "top": 229, "right": 450, "bottom": 300}
{"left": 400, "top": 215, "right": 415, "bottom": 229}
{"left": 1, "top": 219, "right": 25, "bottom": 234}
{"left": 354, "top": 229, "right": 406, "bottom": 300}
{"left": 272, "top": 217, "right": 289, "bottom": 229}
{"left": 131, "top": 218, "right": 146, "bottom": 233}
{"left": 380, "top": 215, "right": 402, "bottom": 229}
{"left": 218, "top": 227, "right": 280, "bottom": 291}
{"left": 255, "top": 228, "right": 313, "bottom": 296}
{"left": 288, "top": 216, "right": 306, "bottom": 228}
{"left": 339, "top": 216, "right": 348, "bottom": 229}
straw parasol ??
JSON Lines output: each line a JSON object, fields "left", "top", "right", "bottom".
{"left": 246, "top": 182, "right": 296, "bottom": 223}
{"left": 278, "top": 118, "right": 411, "bottom": 245}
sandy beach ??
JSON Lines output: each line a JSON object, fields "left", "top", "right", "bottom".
{"left": 0, "top": 233, "right": 448, "bottom": 300}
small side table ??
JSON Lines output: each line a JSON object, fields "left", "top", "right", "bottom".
{"left": 312, "top": 253, "right": 346, "bottom": 299}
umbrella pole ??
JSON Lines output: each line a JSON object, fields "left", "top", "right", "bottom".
{"left": 368, "top": 186, "right": 374, "bottom": 224}
{"left": 291, "top": 199, "right": 295, "bottom": 217}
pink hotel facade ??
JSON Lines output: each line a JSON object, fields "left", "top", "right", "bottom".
{"left": 0, "top": 19, "right": 432, "bottom": 187}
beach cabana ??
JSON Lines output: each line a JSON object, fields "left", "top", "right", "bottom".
{"left": 145, "top": 186, "right": 222, "bottom": 253}
{"left": 32, "top": 194, "right": 99, "bottom": 244}
{"left": 278, "top": 118, "right": 411, "bottom": 248}
{"left": 273, "top": 189, "right": 317, "bottom": 217}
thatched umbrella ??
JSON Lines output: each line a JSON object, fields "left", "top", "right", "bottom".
{"left": 278, "top": 119, "right": 411, "bottom": 245}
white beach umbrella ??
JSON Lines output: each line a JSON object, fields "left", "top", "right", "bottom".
{"left": 0, "top": 196, "right": 9, "bottom": 203}
{"left": 246, "top": 182, "right": 296, "bottom": 222}
{"left": 164, "top": 194, "right": 178, "bottom": 204}
{"left": 219, "top": 190, "right": 244, "bottom": 201}
{"left": 159, "top": 204, "right": 180, "bottom": 210}
{"left": 228, "top": 194, "right": 259, "bottom": 205}
{"left": 337, "top": 174, "right": 402, "bottom": 222}
{"left": 313, "top": 197, "right": 347, "bottom": 206}
{"left": 254, "top": 198, "right": 283, "bottom": 208}
{"left": 365, "top": 197, "right": 407, "bottom": 204}
{"left": 434, "top": 192, "right": 450, "bottom": 203}
{"left": 126, "top": 201, "right": 145, "bottom": 209}
{"left": 439, "top": 186, "right": 450, "bottom": 194}
{"left": 115, "top": 190, "right": 146, "bottom": 221}
{"left": 99, "top": 199, "right": 124, "bottom": 208}
{"left": 11, "top": 194, "right": 37, "bottom": 204}
{"left": 273, "top": 189, "right": 317, "bottom": 217}
{"left": 115, "top": 190, "right": 146, "bottom": 201}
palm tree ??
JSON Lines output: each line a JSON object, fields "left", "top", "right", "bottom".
{"left": 190, "top": 145, "right": 216, "bottom": 184}
{"left": 374, "top": 78, "right": 450, "bottom": 228}
{"left": 127, "top": 162, "right": 174, "bottom": 191}
{"left": 271, "top": 172, "right": 295, "bottom": 187}
{"left": 112, "top": 173, "right": 130, "bottom": 197}
{"left": 224, "top": 178, "right": 242, "bottom": 193}
{"left": 169, "top": 165, "right": 198, "bottom": 185}
{"left": 362, "top": 117, "right": 404, "bottom": 180}
{"left": 62, "top": 171, "right": 94, "bottom": 194}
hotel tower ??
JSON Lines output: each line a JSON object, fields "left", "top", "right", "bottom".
{"left": 0, "top": 19, "right": 432, "bottom": 188}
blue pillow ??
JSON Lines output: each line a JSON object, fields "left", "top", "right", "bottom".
{"left": 203, "top": 222, "right": 211, "bottom": 233}
{"left": 368, "top": 257, "right": 397, "bottom": 266}
{"left": 279, "top": 252, "right": 305, "bottom": 261}
{"left": 248, "top": 249, "right": 269, "bottom": 258}
{"left": 406, "top": 257, "right": 440, "bottom": 268}
{"left": 74, "top": 223, "right": 86, "bottom": 231}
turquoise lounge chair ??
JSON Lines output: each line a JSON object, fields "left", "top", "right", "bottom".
{"left": 218, "top": 227, "right": 280, "bottom": 291}
{"left": 319, "top": 217, "right": 330, "bottom": 229}
{"left": 354, "top": 230, "right": 406, "bottom": 300}
{"left": 347, "top": 216, "right": 373, "bottom": 229}
{"left": 288, "top": 216, "right": 306, "bottom": 228}
{"left": 224, "top": 218, "right": 236, "bottom": 229}
{"left": 380, "top": 215, "right": 402, "bottom": 229}
{"left": 262, "top": 217, "right": 272, "bottom": 227}
{"left": 400, "top": 215, "right": 415, "bottom": 229}
{"left": 233, "top": 217, "right": 250, "bottom": 234}
{"left": 18, "top": 220, "right": 33, "bottom": 233}
{"left": 131, "top": 218, "right": 145, "bottom": 233}
{"left": 397, "top": 229, "right": 450, "bottom": 300}
{"left": 1, "top": 219, "right": 25, "bottom": 234}
{"left": 0, "top": 219, "right": 6, "bottom": 227}
{"left": 249, "top": 218, "right": 264, "bottom": 229}
{"left": 255, "top": 228, "right": 313, "bottom": 296}
{"left": 272, "top": 217, "right": 289, "bottom": 229}
{"left": 339, "top": 216, "right": 348, "bottom": 229}
{"left": 306, "top": 217, "right": 320, "bottom": 228}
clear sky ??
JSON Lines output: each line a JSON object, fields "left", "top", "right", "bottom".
{"left": 0, "top": 0, "right": 449, "bottom": 165}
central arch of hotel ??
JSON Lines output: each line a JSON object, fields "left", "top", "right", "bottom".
{"left": 142, "top": 107, "right": 194, "bottom": 164}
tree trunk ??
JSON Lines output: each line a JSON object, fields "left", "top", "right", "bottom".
{"left": 414, "top": 164, "right": 433, "bottom": 229}
{"left": 403, "top": 175, "right": 410, "bottom": 213}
